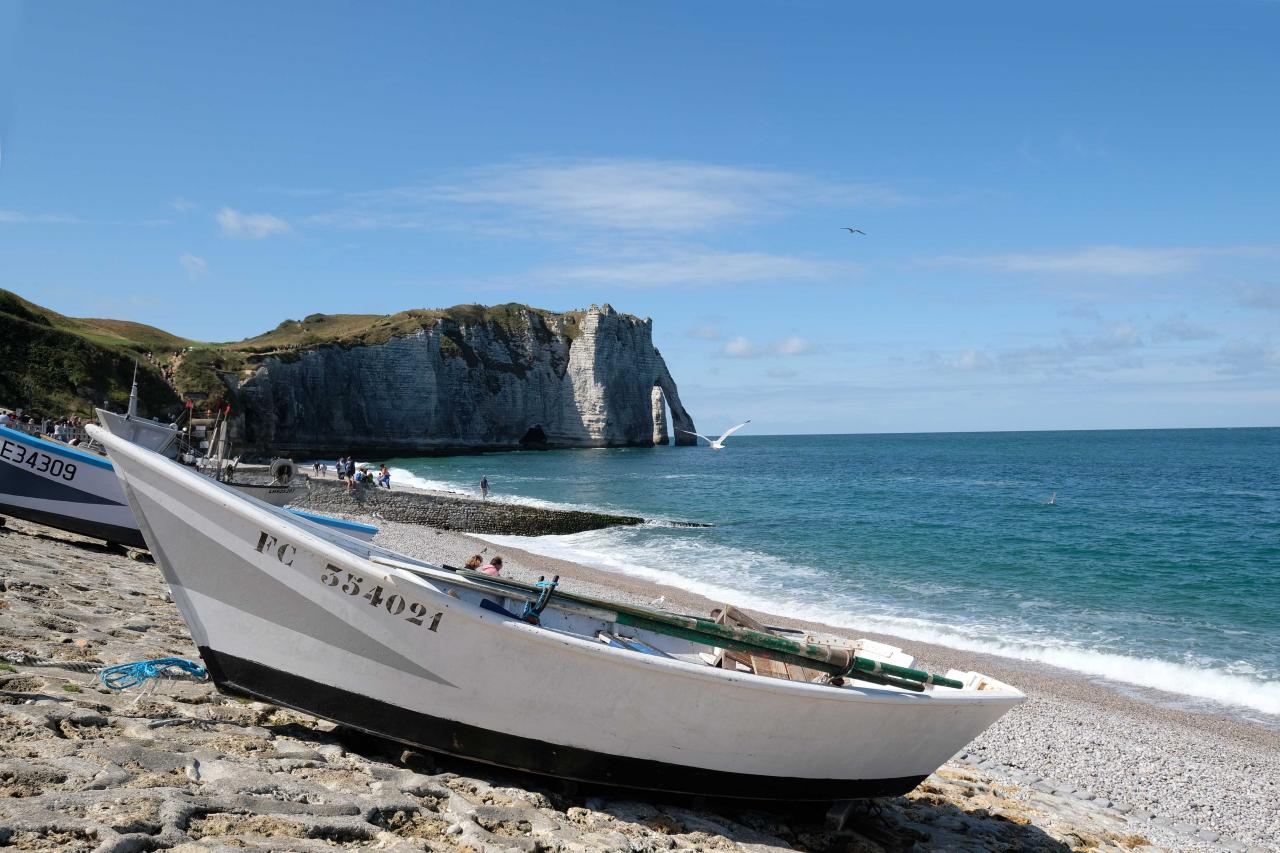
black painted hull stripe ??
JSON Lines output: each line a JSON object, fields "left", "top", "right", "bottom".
{"left": 0, "top": 462, "right": 126, "bottom": 505}
{"left": 200, "top": 647, "right": 927, "bottom": 802}
{"left": 0, "top": 502, "right": 146, "bottom": 548}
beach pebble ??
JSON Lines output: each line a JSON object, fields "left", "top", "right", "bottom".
{"left": 2, "top": 516, "right": 1278, "bottom": 853}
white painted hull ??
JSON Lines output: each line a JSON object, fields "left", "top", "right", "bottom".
{"left": 0, "top": 425, "right": 375, "bottom": 544}
{"left": 91, "top": 424, "right": 1025, "bottom": 800}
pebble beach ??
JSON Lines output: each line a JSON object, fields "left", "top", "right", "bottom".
{"left": 1, "top": 509, "right": 1277, "bottom": 852}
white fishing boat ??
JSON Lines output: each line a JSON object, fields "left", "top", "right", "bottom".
{"left": 93, "top": 366, "right": 183, "bottom": 459}
{"left": 0, "top": 425, "right": 376, "bottom": 545}
{"left": 94, "top": 409, "right": 181, "bottom": 458}
{"left": 93, "top": 369, "right": 309, "bottom": 507}
{"left": 191, "top": 408, "right": 309, "bottom": 508}
{"left": 91, "top": 423, "right": 1025, "bottom": 801}
{"left": 0, "top": 424, "right": 147, "bottom": 546}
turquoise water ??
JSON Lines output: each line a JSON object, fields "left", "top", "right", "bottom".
{"left": 385, "top": 429, "right": 1280, "bottom": 718}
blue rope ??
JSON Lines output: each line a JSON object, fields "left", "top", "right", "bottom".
{"left": 98, "top": 657, "right": 208, "bottom": 691}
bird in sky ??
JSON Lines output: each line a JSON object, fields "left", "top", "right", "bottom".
{"left": 677, "top": 420, "right": 752, "bottom": 450}
{"left": 842, "top": 227, "right": 865, "bottom": 234}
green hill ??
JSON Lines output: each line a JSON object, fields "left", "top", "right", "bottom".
{"left": 0, "top": 290, "right": 188, "bottom": 418}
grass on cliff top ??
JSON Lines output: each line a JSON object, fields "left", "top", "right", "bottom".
{"left": 0, "top": 290, "right": 196, "bottom": 353}
{"left": 237, "top": 303, "right": 587, "bottom": 350}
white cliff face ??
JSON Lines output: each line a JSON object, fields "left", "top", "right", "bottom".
{"left": 234, "top": 305, "right": 697, "bottom": 455}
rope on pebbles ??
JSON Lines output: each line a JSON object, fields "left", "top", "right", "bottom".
{"left": 2, "top": 650, "right": 102, "bottom": 673}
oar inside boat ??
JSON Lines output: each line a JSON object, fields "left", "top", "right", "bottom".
{"left": 435, "top": 567, "right": 964, "bottom": 691}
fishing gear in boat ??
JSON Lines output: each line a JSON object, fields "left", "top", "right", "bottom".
{"left": 519, "top": 575, "right": 559, "bottom": 624}
{"left": 389, "top": 558, "right": 962, "bottom": 691}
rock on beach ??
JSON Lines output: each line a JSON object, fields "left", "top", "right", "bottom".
{"left": 0, "top": 515, "right": 1270, "bottom": 852}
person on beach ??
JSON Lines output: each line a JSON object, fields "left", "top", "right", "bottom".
{"left": 336, "top": 457, "right": 346, "bottom": 480}
{"left": 346, "top": 458, "right": 356, "bottom": 481}
{"left": 312, "top": 461, "right": 320, "bottom": 476}
{"left": 480, "top": 475, "right": 489, "bottom": 500}
{"left": 464, "top": 555, "right": 483, "bottom": 570}
{"left": 480, "top": 556, "right": 502, "bottom": 576}
{"left": 377, "top": 464, "right": 391, "bottom": 489}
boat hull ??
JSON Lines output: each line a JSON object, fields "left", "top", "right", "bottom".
{"left": 203, "top": 646, "right": 926, "bottom": 800}
{"left": 0, "top": 425, "right": 146, "bottom": 547}
{"left": 0, "top": 425, "right": 374, "bottom": 544}
{"left": 92, "top": 424, "right": 1025, "bottom": 802}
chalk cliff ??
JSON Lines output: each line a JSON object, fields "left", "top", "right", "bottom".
{"left": 233, "top": 304, "right": 698, "bottom": 455}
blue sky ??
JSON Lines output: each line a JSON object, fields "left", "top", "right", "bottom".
{"left": 2, "top": 1, "right": 1277, "bottom": 433}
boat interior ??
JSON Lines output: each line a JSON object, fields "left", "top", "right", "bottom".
{"left": 265, "top": 496, "right": 1006, "bottom": 697}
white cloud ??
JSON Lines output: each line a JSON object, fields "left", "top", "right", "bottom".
{"left": 687, "top": 322, "right": 723, "bottom": 341}
{"left": 935, "top": 349, "right": 994, "bottom": 371}
{"left": 179, "top": 253, "right": 208, "bottom": 280}
{"left": 721, "top": 337, "right": 760, "bottom": 358}
{"left": 1237, "top": 283, "right": 1280, "bottom": 313}
{"left": 931, "top": 245, "right": 1275, "bottom": 277}
{"left": 933, "top": 322, "right": 1146, "bottom": 376}
{"left": 433, "top": 159, "right": 905, "bottom": 233}
{"left": 1152, "top": 313, "right": 1216, "bottom": 343}
{"left": 312, "top": 158, "right": 906, "bottom": 236}
{"left": 216, "top": 207, "right": 290, "bottom": 239}
{"left": 772, "top": 335, "right": 814, "bottom": 356}
{"left": 0, "top": 210, "right": 80, "bottom": 224}
{"left": 170, "top": 197, "right": 198, "bottom": 213}
{"left": 550, "top": 246, "right": 851, "bottom": 288}
{"left": 1211, "top": 340, "right": 1280, "bottom": 376}
{"left": 718, "top": 334, "right": 819, "bottom": 359}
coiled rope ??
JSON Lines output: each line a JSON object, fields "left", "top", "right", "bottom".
{"left": 98, "top": 658, "right": 207, "bottom": 691}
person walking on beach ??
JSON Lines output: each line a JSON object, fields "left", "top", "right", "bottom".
{"left": 335, "top": 457, "right": 346, "bottom": 480}
{"left": 345, "top": 457, "right": 356, "bottom": 481}
{"left": 480, "top": 475, "right": 489, "bottom": 500}
{"left": 480, "top": 556, "right": 502, "bottom": 576}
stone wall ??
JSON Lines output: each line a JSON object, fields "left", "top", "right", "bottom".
{"left": 290, "top": 480, "right": 643, "bottom": 536}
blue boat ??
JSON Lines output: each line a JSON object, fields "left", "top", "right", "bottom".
{"left": 0, "top": 425, "right": 376, "bottom": 546}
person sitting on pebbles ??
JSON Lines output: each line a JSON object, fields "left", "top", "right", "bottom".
{"left": 480, "top": 556, "right": 503, "bottom": 576}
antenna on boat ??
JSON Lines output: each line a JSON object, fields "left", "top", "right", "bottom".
{"left": 126, "top": 362, "right": 139, "bottom": 419}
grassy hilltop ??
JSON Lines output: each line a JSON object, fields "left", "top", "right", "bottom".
{"left": 0, "top": 290, "right": 585, "bottom": 418}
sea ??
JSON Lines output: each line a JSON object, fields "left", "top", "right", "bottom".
{"left": 384, "top": 428, "right": 1280, "bottom": 722}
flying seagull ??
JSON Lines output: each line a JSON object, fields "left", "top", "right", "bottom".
{"left": 843, "top": 227, "right": 865, "bottom": 234}
{"left": 677, "top": 420, "right": 752, "bottom": 450}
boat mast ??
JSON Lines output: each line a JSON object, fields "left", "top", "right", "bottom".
{"left": 126, "top": 363, "right": 139, "bottom": 419}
